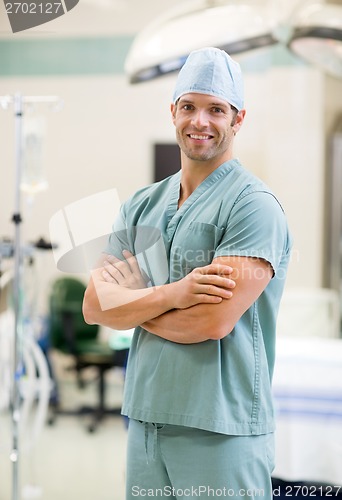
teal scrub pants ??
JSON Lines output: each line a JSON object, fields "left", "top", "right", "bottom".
{"left": 126, "top": 419, "right": 274, "bottom": 500}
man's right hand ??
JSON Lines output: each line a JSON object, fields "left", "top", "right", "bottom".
{"left": 166, "top": 264, "right": 235, "bottom": 310}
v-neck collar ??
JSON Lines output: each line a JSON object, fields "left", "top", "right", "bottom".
{"left": 165, "top": 159, "right": 239, "bottom": 232}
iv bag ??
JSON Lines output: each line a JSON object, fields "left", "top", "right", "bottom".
{"left": 20, "top": 115, "right": 48, "bottom": 194}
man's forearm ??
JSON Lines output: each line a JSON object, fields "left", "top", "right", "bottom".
{"left": 141, "top": 302, "right": 227, "bottom": 344}
{"left": 83, "top": 264, "right": 234, "bottom": 330}
{"left": 141, "top": 311, "right": 209, "bottom": 344}
{"left": 142, "top": 255, "right": 273, "bottom": 344}
{"left": 83, "top": 270, "right": 174, "bottom": 330}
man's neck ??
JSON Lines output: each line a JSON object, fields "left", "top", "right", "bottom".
{"left": 178, "top": 153, "right": 232, "bottom": 207}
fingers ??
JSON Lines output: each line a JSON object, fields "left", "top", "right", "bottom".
{"left": 102, "top": 251, "right": 135, "bottom": 282}
{"left": 102, "top": 261, "right": 123, "bottom": 283}
{"left": 199, "top": 263, "right": 234, "bottom": 276}
{"left": 190, "top": 266, "right": 236, "bottom": 291}
{"left": 122, "top": 250, "right": 141, "bottom": 274}
{"left": 197, "top": 294, "right": 223, "bottom": 304}
{"left": 102, "top": 257, "right": 127, "bottom": 284}
{"left": 184, "top": 265, "right": 236, "bottom": 301}
{"left": 202, "top": 284, "right": 233, "bottom": 299}
{"left": 101, "top": 251, "right": 148, "bottom": 289}
{"left": 102, "top": 269, "right": 116, "bottom": 283}
{"left": 199, "top": 274, "right": 235, "bottom": 290}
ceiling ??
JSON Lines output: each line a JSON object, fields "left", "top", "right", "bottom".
{"left": 0, "top": 0, "right": 327, "bottom": 38}
{"left": 0, "top": 0, "right": 186, "bottom": 37}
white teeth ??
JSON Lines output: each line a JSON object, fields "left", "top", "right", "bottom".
{"left": 190, "top": 134, "right": 210, "bottom": 140}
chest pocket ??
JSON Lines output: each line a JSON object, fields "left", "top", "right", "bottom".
{"left": 172, "top": 221, "right": 225, "bottom": 278}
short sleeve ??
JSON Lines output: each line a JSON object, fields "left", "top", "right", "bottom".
{"left": 214, "top": 191, "right": 291, "bottom": 275}
{"left": 105, "top": 206, "right": 128, "bottom": 259}
{"left": 104, "top": 203, "right": 169, "bottom": 286}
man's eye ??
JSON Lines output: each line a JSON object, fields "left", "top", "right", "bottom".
{"left": 213, "top": 107, "right": 223, "bottom": 113}
{"left": 183, "top": 104, "right": 193, "bottom": 110}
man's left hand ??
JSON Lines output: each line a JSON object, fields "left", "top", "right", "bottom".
{"left": 102, "top": 250, "right": 148, "bottom": 289}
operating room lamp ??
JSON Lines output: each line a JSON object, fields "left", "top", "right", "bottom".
{"left": 125, "top": 0, "right": 342, "bottom": 82}
{"left": 287, "top": 2, "right": 342, "bottom": 78}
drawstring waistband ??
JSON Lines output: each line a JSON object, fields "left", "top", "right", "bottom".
{"left": 142, "top": 422, "right": 162, "bottom": 464}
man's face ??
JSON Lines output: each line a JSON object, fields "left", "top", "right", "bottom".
{"left": 171, "top": 93, "right": 243, "bottom": 164}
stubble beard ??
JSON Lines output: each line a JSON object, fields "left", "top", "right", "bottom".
{"left": 177, "top": 130, "right": 231, "bottom": 163}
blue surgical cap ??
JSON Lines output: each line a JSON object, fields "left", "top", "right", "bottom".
{"left": 173, "top": 47, "right": 244, "bottom": 111}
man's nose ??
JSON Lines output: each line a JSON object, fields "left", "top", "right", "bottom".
{"left": 191, "top": 110, "right": 209, "bottom": 128}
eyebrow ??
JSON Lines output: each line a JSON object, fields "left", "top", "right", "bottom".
{"left": 210, "top": 102, "right": 229, "bottom": 108}
{"left": 178, "top": 99, "right": 194, "bottom": 104}
{"left": 179, "top": 98, "right": 229, "bottom": 108}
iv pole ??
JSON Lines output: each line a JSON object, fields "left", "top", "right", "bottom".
{"left": 0, "top": 93, "right": 61, "bottom": 500}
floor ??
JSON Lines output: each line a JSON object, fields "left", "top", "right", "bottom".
{"left": 0, "top": 351, "right": 127, "bottom": 500}
{"left": 1, "top": 351, "right": 341, "bottom": 500}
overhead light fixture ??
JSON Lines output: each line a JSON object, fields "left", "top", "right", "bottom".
{"left": 125, "top": 0, "right": 342, "bottom": 83}
{"left": 125, "top": 0, "right": 277, "bottom": 83}
{"left": 288, "top": 2, "right": 342, "bottom": 79}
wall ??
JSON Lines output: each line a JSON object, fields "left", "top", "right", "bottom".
{"left": 0, "top": 22, "right": 341, "bottom": 314}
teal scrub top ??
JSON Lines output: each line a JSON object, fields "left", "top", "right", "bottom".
{"left": 107, "top": 159, "right": 292, "bottom": 436}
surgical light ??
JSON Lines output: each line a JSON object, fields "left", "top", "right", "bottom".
{"left": 125, "top": 0, "right": 342, "bottom": 83}
{"left": 287, "top": 2, "right": 342, "bottom": 79}
{"left": 125, "top": 0, "right": 277, "bottom": 83}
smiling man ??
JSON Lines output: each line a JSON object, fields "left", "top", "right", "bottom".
{"left": 172, "top": 95, "right": 241, "bottom": 164}
{"left": 83, "top": 47, "right": 292, "bottom": 499}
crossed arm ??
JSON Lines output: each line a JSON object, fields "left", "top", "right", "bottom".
{"left": 82, "top": 250, "right": 272, "bottom": 344}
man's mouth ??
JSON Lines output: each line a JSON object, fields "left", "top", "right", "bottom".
{"left": 188, "top": 134, "right": 212, "bottom": 140}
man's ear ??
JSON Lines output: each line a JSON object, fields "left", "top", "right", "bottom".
{"left": 232, "top": 109, "right": 246, "bottom": 135}
{"left": 170, "top": 103, "right": 176, "bottom": 124}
